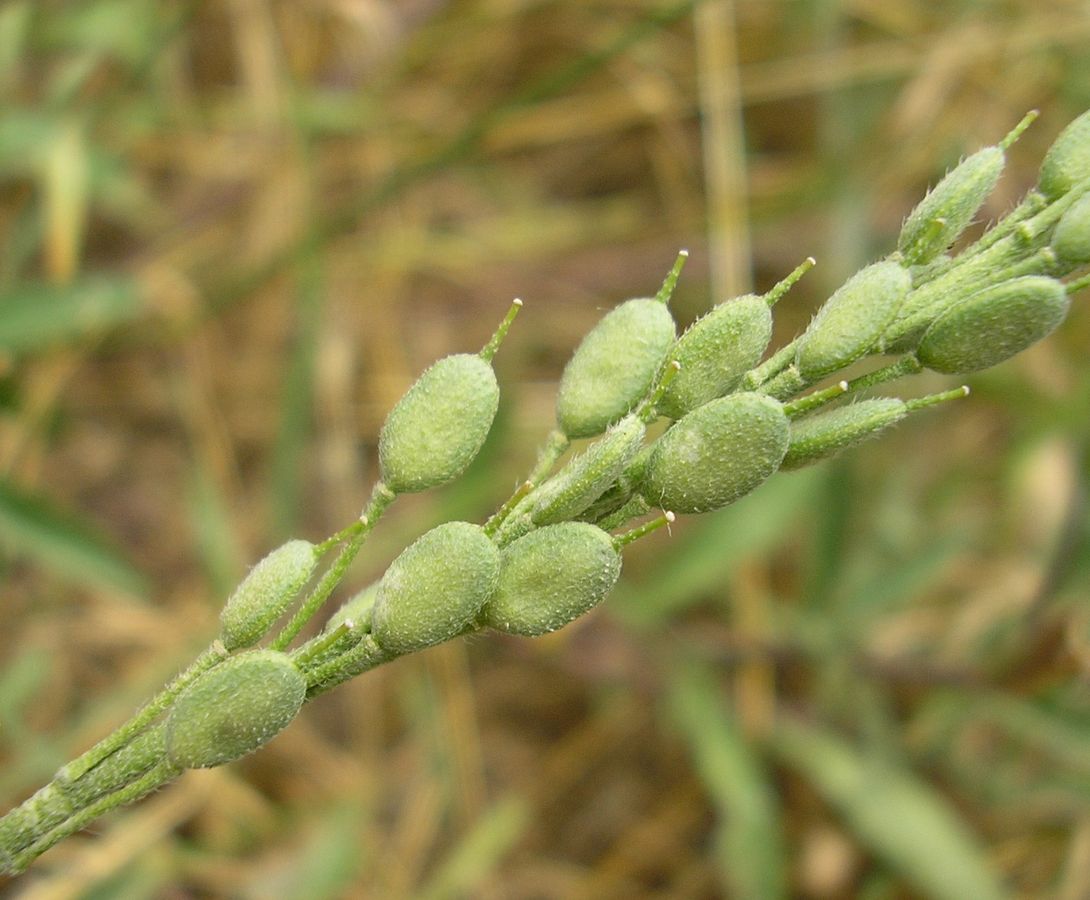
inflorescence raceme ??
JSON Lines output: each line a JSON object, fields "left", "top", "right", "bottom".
{"left": 2, "top": 109, "right": 1089, "bottom": 875}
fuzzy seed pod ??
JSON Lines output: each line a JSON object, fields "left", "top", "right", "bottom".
{"left": 641, "top": 392, "right": 789, "bottom": 514}
{"left": 371, "top": 521, "right": 500, "bottom": 655}
{"left": 897, "top": 147, "right": 1005, "bottom": 265}
{"left": 782, "top": 399, "right": 907, "bottom": 470}
{"left": 796, "top": 261, "right": 912, "bottom": 381}
{"left": 556, "top": 298, "right": 676, "bottom": 439}
{"left": 219, "top": 540, "right": 318, "bottom": 651}
{"left": 379, "top": 354, "right": 499, "bottom": 494}
{"left": 1039, "top": 109, "right": 1090, "bottom": 200}
{"left": 531, "top": 415, "right": 645, "bottom": 526}
{"left": 479, "top": 522, "right": 621, "bottom": 636}
{"left": 917, "top": 276, "right": 1069, "bottom": 374}
{"left": 656, "top": 294, "right": 773, "bottom": 420}
{"left": 1051, "top": 192, "right": 1090, "bottom": 267}
{"left": 165, "top": 650, "right": 306, "bottom": 769}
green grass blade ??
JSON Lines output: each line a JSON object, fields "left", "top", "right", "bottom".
{"left": 0, "top": 276, "right": 141, "bottom": 354}
{"left": 772, "top": 715, "right": 1008, "bottom": 900}
{"left": 669, "top": 663, "right": 787, "bottom": 899}
{"left": 416, "top": 794, "right": 530, "bottom": 900}
{"left": 0, "top": 479, "right": 147, "bottom": 598}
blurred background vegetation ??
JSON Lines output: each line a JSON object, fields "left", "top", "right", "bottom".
{"left": 1, "top": 1, "right": 1089, "bottom": 897}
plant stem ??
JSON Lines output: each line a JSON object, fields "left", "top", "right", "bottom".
{"left": 6, "top": 761, "right": 182, "bottom": 875}
{"left": 527, "top": 428, "right": 570, "bottom": 486}
{"left": 271, "top": 483, "right": 394, "bottom": 652}
{"left": 302, "top": 634, "right": 391, "bottom": 697}
{"left": 55, "top": 643, "right": 227, "bottom": 787}
{"left": 742, "top": 340, "right": 797, "bottom": 390}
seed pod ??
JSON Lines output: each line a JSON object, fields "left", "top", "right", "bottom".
{"left": 531, "top": 415, "right": 645, "bottom": 526}
{"left": 656, "top": 294, "right": 773, "bottom": 420}
{"left": 1039, "top": 109, "right": 1090, "bottom": 200}
{"left": 371, "top": 521, "right": 500, "bottom": 655}
{"left": 796, "top": 261, "right": 912, "bottom": 381}
{"left": 165, "top": 650, "right": 306, "bottom": 769}
{"left": 379, "top": 353, "right": 499, "bottom": 494}
{"left": 898, "top": 147, "right": 1005, "bottom": 265}
{"left": 479, "top": 522, "right": 621, "bottom": 636}
{"left": 556, "top": 298, "right": 676, "bottom": 439}
{"left": 220, "top": 540, "right": 318, "bottom": 651}
{"left": 782, "top": 398, "right": 907, "bottom": 470}
{"left": 916, "top": 276, "right": 1069, "bottom": 374}
{"left": 641, "top": 392, "right": 789, "bottom": 514}
{"left": 324, "top": 581, "right": 378, "bottom": 634}
{"left": 1051, "top": 191, "right": 1090, "bottom": 267}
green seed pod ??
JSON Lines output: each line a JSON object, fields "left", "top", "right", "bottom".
{"left": 1051, "top": 191, "right": 1090, "bottom": 267}
{"left": 371, "top": 521, "right": 500, "bottom": 654}
{"left": 165, "top": 650, "right": 306, "bottom": 769}
{"left": 782, "top": 398, "right": 907, "bottom": 470}
{"left": 897, "top": 147, "right": 1005, "bottom": 265}
{"left": 641, "top": 392, "right": 789, "bottom": 514}
{"left": 379, "top": 354, "right": 499, "bottom": 494}
{"left": 796, "top": 261, "right": 912, "bottom": 381}
{"left": 657, "top": 294, "right": 773, "bottom": 420}
{"left": 220, "top": 540, "right": 318, "bottom": 651}
{"left": 324, "top": 581, "right": 378, "bottom": 634}
{"left": 531, "top": 414, "right": 646, "bottom": 526}
{"left": 556, "top": 298, "right": 676, "bottom": 439}
{"left": 916, "top": 276, "right": 1069, "bottom": 374}
{"left": 1039, "top": 109, "right": 1090, "bottom": 200}
{"left": 479, "top": 522, "right": 621, "bottom": 636}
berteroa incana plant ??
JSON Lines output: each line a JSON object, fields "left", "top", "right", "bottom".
{"left": 1, "top": 108, "right": 1089, "bottom": 875}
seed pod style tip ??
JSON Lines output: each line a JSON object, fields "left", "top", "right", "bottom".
{"left": 654, "top": 249, "right": 689, "bottom": 305}
{"left": 999, "top": 109, "right": 1038, "bottom": 151}
{"left": 612, "top": 510, "right": 675, "bottom": 550}
{"left": 764, "top": 256, "right": 816, "bottom": 307}
{"left": 479, "top": 297, "right": 523, "bottom": 363}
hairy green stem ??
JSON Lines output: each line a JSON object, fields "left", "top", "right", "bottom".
{"left": 742, "top": 339, "right": 798, "bottom": 391}
{"left": 55, "top": 643, "right": 227, "bottom": 787}
{"left": 6, "top": 760, "right": 182, "bottom": 875}
{"left": 527, "top": 429, "right": 571, "bottom": 486}
{"left": 271, "top": 483, "right": 395, "bottom": 651}
{"left": 302, "top": 635, "right": 392, "bottom": 698}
